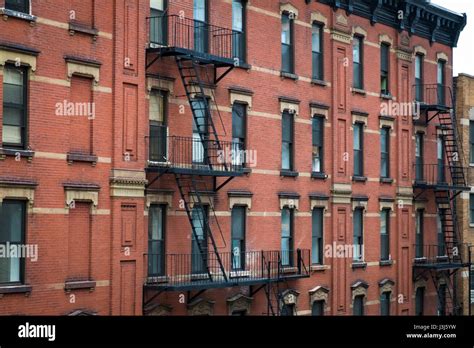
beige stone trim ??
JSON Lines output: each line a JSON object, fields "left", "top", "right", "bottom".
{"left": 379, "top": 201, "right": 394, "bottom": 211}
{"left": 280, "top": 100, "right": 299, "bottom": 117}
{"left": 437, "top": 52, "right": 449, "bottom": 63}
{"left": 280, "top": 197, "right": 299, "bottom": 210}
{"left": 30, "top": 75, "right": 70, "bottom": 87}
{"left": 414, "top": 125, "right": 426, "bottom": 134}
{"left": 229, "top": 196, "right": 252, "bottom": 210}
{"left": 414, "top": 201, "right": 427, "bottom": 211}
{"left": 309, "top": 286, "right": 329, "bottom": 306}
{"left": 36, "top": 17, "right": 112, "bottom": 39}
{"left": 352, "top": 26, "right": 367, "bottom": 38}
{"left": 110, "top": 169, "right": 147, "bottom": 198}
{"left": 311, "top": 11, "right": 327, "bottom": 26}
{"left": 227, "top": 294, "right": 253, "bottom": 315}
{"left": 189, "top": 194, "right": 214, "bottom": 209}
{"left": 379, "top": 34, "right": 393, "bottom": 46}
{"left": 32, "top": 207, "right": 68, "bottom": 215}
{"left": 331, "top": 183, "right": 352, "bottom": 205}
{"left": 310, "top": 198, "right": 329, "bottom": 212}
{"left": 396, "top": 49, "right": 412, "bottom": 62}
{"left": 414, "top": 278, "right": 427, "bottom": 290}
{"left": 0, "top": 49, "right": 37, "bottom": 73}
{"left": 146, "top": 192, "right": 173, "bottom": 210}
{"left": 230, "top": 90, "right": 253, "bottom": 110}
{"left": 311, "top": 106, "right": 329, "bottom": 119}
{"left": 0, "top": 186, "right": 35, "bottom": 210}
{"left": 147, "top": 76, "right": 174, "bottom": 95}
{"left": 352, "top": 112, "right": 368, "bottom": 126}
{"left": 396, "top": 186, "right": 413, "bottom": 206}
{"left": 413, "top": 45, "right": 427, "bottom": 56}
{"left": 331, "top": 29, "right": 351, "bottom": 44}
{"left": 91, "top": 85, "right": 112, "bottom": 94}
{"left": 380, "top": 282, "right": 394, "bottom": 295}
{"left": 380, "top": 118, "right": 395, "bottom": 129}
{"left": 352, "top": 285, "right": 368, "bottom": 300}
{"left": 92, "top": 209, "right": 110, "bottom": 216}
{"left": 67, "top": 61, "right": 100, "bottom": 85}
{"left": 336, "top": 13, "right": 348, "bottom": 26}
{"left": 65, "top": 189, "right": 98, "bottom": 213}
{"left": 280, "top": 3, "right": 298, "bottom": 18}
{"left": 352, "top": 200, "right": 368, "bottom": 211}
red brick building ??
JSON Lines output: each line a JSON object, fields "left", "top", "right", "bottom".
{"left": 0, "top": 0, "right": 469, "bottom": 316}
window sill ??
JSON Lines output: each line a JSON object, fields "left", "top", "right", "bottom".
{"left": 280, "top": 170, "right": 299, "bottom": 178}
{"left": 242, "top": 167, "right": 252, "bottom": 175}
{"left": 280, "top": 71, "right": 299, "bottom": 80}
{"left": 380, "top": 177, "right": 394, "bottom": 184}
{"left": 64, "top": 280, "right": 96, "bottom": 291}
{"left": 0, "top": 148, "right": 35, "bottom": 162}
{"left": 0, "top": 284, "right": 32, "bottom": 295}
{"left": 67, "top": 152, "right": 98, "bottom": 166}
{"left": 351, "top": 88, "right": 366, "bottom": 96}
{"left": 380, "top": 93, "right": 393, "bottom": 100}
{"left": 310, "top": 264, "right": 329, "bottom": 272}
{"left": 352, "top": 175, "right": 367, "bottom": 182}
{"left": 351, "top": 261, "right": 367, "bottom": 269}
{"left": 311, "top": 79, "right": 328, "bottom": 87}
{"left": 0, "top": 8, "right": 36, "bottom": 22}
{"left": 311, "top": 172, "right": 328, "bottom": 180}
{"left": 379, "top": 260, "right": 393, "bottom": 266}
{"left": 68, "top": 22, "right": 99, "bottom": 40}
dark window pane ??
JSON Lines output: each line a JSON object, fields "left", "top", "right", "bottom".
{"left": 5, "top": 0, "right": 29, "bottom": 13}
{"left": 380, "top": 292, "right": 391, "bottom": 316}
{"left": 353, "top": 295, "right": 364, "bottom": 316}
{"left": 416, "top": 287, "right": 424, "bottom": 316}
{"left": 311, "top": 300, "right": 324, "bottom": 316}
{"left": 312, "top": 208, "right": 323, "bottom": 264}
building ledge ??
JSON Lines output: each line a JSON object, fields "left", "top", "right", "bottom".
{"left": 0, "top": 148, "right": 35, "bottom": 162}
{"left": 280, "top": 170, "right": 299, "bottom": 178}
{"left": 310, "top": 264, "right": 329, "bottom": 272}
{"left": 67, "top": 152, "right": 98, "bottom": 165}
{"left": 380, "top": 177, "right": 394, "bottom": 184}
{"left": 351, "top": 261, "right": 367, "bottom": 269}
{"left": 64, "top": 280, "right": 96, "bottom": 291}
{"left": 0, "top": 284, "right": 32, "bottom": 295}
{"left": 68, "top": 22, "right": 99, "bottom": 39}
{"left": 0, "top": 8, "right": 36, "bottom": 22}
{"left": 311, "top": 79, "right": 328, "bottom": 87}
{"left": 280, "top": 71, "right": 299, "bottom": 80}
{"left": 380, "top": 93, "right": 393, "bottom": 100}
{"left": 351, "top": 87, "right": 366, "bottom": 96}
{"left": 311, "top": 172, "right": 328, "bottom": 180}
{"left": 352, "top": 175, "right": 367, "bottom": 182}
{"left": 379, "top": 260, "right": 393, "bottom": 267}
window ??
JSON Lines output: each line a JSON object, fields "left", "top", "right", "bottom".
{"left": 437, "top": 136, "right": 446, "bottom": 183}
{"left": 281, "top": 207, "right": 294, "bottom": 267}
{"left": 192, "top": 98, "right": 208, "bottom": 164}
{"left": 380, "top": 292, "right": 391, "bottom": 316}
{"left": 415, "top": 54, "right": 424, "bottom": 102}
{"left": 470, "top": 121, "right": 474, "bottom": 164}
{"left": 232, "top": 0, "right": 246, "bottom": 63}
{"left": 2, "top": 65, "right": 27, "bottom": 149}
{"left": 437, "top": 209, "right": 446, "bottom": 257}
{"left": 312, "top": 23, "right": 323, "bottom": 80}
{"left": 150, "top": 0, "right": 167, "bottom": 45}
{"left": 353, "top": 295, "right": 364, "bottom": 316}
{"left": 312, "top": 208, "right": 324, "bottom": 265}
{"left": 415, "top": 287, "right": 424, "bottom": 316}
{"left": 5, "top": 0, "right": 29, "bottom": 13}
{"left": 281, "top": 111, "right": 294, "bottom": 171}
{"left": 194, "top": 0, "right": 208, "bottom": 53}
{"left": 281, "top": 303, "right": 295, "bottom": 316}
{"left": 380, "top": 43, "right": 390, "bottom": 95}
{"left": 353, "top": 123, "right": 364, "bottom": 177}
{"left": 312, "top": 116, "right": 324, "bottom": 173}
{"left": 0, "top": 200, "right": 26, "bottom": 284}
{"left": 231, "top": 206, "right": 246, "bottom": 270}
{"left": 380, "top": 127, "right": 390, "bottom": 178}
{"left": 148, "top": 205, "right": 166, "bottom": 277}
{"left": 470, "top": 266, "right": 474, "bottom": 304}
{"left": 470, "top": 194, "right": 474, "bottom": 224}
{"left": 353, "top": 36, "right": 363, "bottom": 89}
{"left": 437, "top": 60, "right": 446, "bottom": 105}
{"left": 438, "top": 284, "right": 447, "bottom": 316}
{"left": 281, "top": 12, "right": 294, "bottom": 73}
{"left": 353, "top": 208, "right": 363, "bottom": 261}
{"left": 232, "top": 103, "right": 246, "bottom": 167}
{"left": 311, "top": 300, "right": 324, "bottom": 316}
{"left": 415, "top": 210, "right": 424, "bottom": 258}
{"left": 415, "top": 133, "right": 424, "bottom": 181}
{"left": 149, "top": 90, "right": 168, "bottom": 163}
{"left": 380, "top": 209, "right": 390, "bottom": 261}
{"left": 191, "top": 205, "right": 208, "bottom": 274}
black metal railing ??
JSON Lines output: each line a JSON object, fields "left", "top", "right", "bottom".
{"left": 147, "top": 134, "right": 244, "bottom": 174}
{"left": 146, "top": 249, "right": 310, "bottom": 288}
{"left": 413, "top": 163, "right": 466, "bottom": 187}
{"left": 412, "top": 84, "right": 453, "bottom": 109}
{"left": 148, "top": 15, "right": 241, "bottom": 61}
{"left": 413, "top": 244, "right": 468, "bottom": 265}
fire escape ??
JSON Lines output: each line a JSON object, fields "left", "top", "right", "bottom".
{"left": 412, "top": 83, "right": 471, "bottom": 315}
{"left": 143, "top": 15, "right": 309, "bottom": 315}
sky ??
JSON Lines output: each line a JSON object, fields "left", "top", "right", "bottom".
{"left": 431, "top": 0, "right": 474, "bottom": 76}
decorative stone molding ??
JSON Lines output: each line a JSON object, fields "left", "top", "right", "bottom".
{"left": 228, "top": 190, "right": 253, "bottom": 210}
{"left": 379, "top": 34, "right": 393, "bottom": 46}
{"left": 379, "top": 278, "right": 395, "bottom": 295}
{"left": 352, "top": 109, "right": 369, "bottom": 126}
{"left": 309, "top": 286, "right": 329, "bottom": 306}
{"left": 379, "top": 115, "right": 395, "bottom": 130}
{"left": 437, "top": 52, "right": 449, "bottom": 63}
{"left": 351, "top": 196, "right": 368, "bottom": 211}
{"left": 311, "top": 11, "right": 327, "bottom": 26}
{"left": 146, "top": 189, "right": 174, "bottom": 210}
{"left": 280, "top": 3, "right": 298, "bottom": 18}
{"left": 309, "top": 193, "right": 329, "bottom": 212}
{"left": 414, "top": 200, "right": 427, "bottom": 211}
{"left": 414, "top": 278, "right": 427, "bottom": 291}
{"left": 330, "top": 29, "right": 351, "bottom": 44}
{"left": 63, "top": 182, "right": 99, "bottom": 213}
{"left": 310, "top": 102, "right": 329, "bottom": 119}
{"left": 279, "top": 97, "right": 300, "bottom": 117}
{"left": 144, "top": 303, "right": 172, "bottom": 316}
{"left": 396, "top": 186, "right": 413, "bottom": 206}
{"left": 351, "top": 280, "right": 369, "bottom": 299}
{"left": 352, "top": 26, "right": 367, "bottom": 38}
{"left": 110, "top": 169, "right": 147, "bottom": 198}
{"left": 396, "top": 49, "right": 413, "bottom": 62}
{"left": 229, "top": 87, "right": 253, "bottom": 110}
{"left": 335, "top": 13, "right": 348, "bottom": 26}
{"left": 187, "top": 298, "right": 215, "bottom": 316}
{"left": 413, "top": 45, "right": 427, "bottom": 56}
{"left": 65, "top": 56, "right": 101, "bottom": 86}
{"left": 146, "top": 75, "right": 175, "bottom": 95}
{"left": 0, "top": 178, "right": 37, "bottom": 211}
{"left": 189, "top": 193, "right": 214, "bottom": 209}
{"left": 331, "top": 183, "right": 352, "bottom": 204}
{"left": 227, "top": 293, "right": 253, "bottom": 315}
{"left": 379, "top": 197, "right": 394, "bottom": 211}
{"left": 281, "top": 289, "right": 299, "bottom": 306}
{"left": 279, "top": 192, "right": 300, "bottom": 210}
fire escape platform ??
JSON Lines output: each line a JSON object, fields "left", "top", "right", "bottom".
{"left": 147, "top": 46, "right": 236, "bottom": 68}
{"left": 413, "top": 181, "right": 470, "bottom": 191}
{"left": 413, "top": 260, "right": 468, "bottom": 270}
{"left": 145, "top": 163, "right": 244, "bottom": 177}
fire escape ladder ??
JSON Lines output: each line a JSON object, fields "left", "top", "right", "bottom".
{"left": 175, "top": 57, "right": 227, "bottom": 172}
{"left": 434, "top": 190, "right": 461, "bottom": 262}
{"left": 263, "top": 257, "right": 280, "bottom": 316}
{"left": 431, "top": 270, "right": 457, "bottom": 315}
{"left": 175, "top": 174, "right": 228, "bottom": 283}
